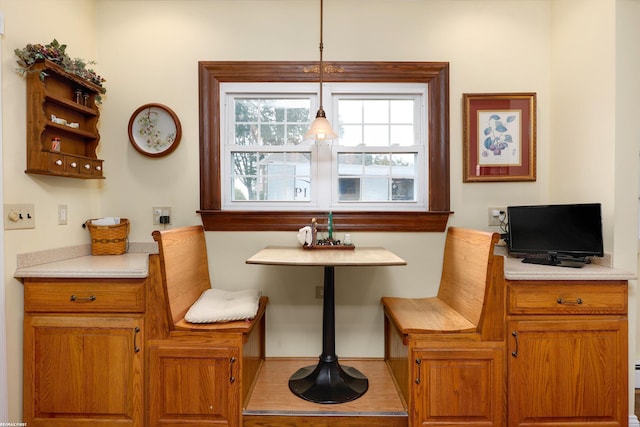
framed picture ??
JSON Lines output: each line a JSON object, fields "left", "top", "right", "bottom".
{"left": 463, "top": 93, "right": 536, "bottom": 182}
{"left": 128, "top": 103, "right": 182, "bottom": 157}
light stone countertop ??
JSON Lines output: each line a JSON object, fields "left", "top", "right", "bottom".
{"left": 14, "top": 242, "right": 635, "bottom": 282}
{"left": 14, "top": 242, "right": 157, "bottom": 279}
{"left": 500, "top": 246, "right": 635, "bottom": 281}
{"left": 15, "top": 253, "right": 151, "bottom": 279}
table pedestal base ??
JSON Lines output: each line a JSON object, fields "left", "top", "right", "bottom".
{"left": 288, "top": 358, "right": 368, "bottom": 404}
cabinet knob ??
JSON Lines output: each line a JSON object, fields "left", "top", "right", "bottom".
{"left": 95, "top": 165, "right": 102, "bottom": 171}
{"left": 55, "top": 159, "right": 63, "bottom": 166}
{"left": 70, "top": 162, "right": 77, "bottom": 168}
{"left": 84, "top": 163, "right": 91, "bottom": 170}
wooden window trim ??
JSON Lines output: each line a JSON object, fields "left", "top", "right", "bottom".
{"left": 198, "top": 61, "right": 451, "bottom": 232}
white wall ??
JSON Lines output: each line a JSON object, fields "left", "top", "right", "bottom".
{"left": 93, "top": 0, "right": 553, "bottom": 358}
{"left": 1, "top": 0, "right": 637, "bottom": 422}
{"left": 549, "top": 0, "right": 640, "bottom": 417}
{"left": 0, "top": 0, "right": 102, "bottom": 422}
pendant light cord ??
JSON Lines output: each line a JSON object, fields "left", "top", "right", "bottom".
{"left": 319, "top": 0, "right": 324, "bottom": 110}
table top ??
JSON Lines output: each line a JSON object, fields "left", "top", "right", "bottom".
{"left": 246, "top": 246, "right": 407, "bottom": 267}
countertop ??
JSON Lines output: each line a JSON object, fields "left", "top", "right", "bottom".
{"left": 501, "top": 247, "right": 635, "bottom": 281}
{"left": 15, "top": 252, "right": 151, "bottom": 279}
{"left": 14, "top": 243, "right": 635, "bottom": 282}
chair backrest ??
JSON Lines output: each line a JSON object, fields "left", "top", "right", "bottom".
{"left": 437, "top": 227, "right": 501, "bottom": 329}
{"left": 152, "top": 225, "right": 212, "bottom": 328}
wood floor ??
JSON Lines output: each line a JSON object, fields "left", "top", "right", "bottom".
{"left": 243, "top": 358, "right": 408, "bottom": 427}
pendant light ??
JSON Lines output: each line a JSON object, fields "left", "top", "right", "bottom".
{"left": 304, "top": 0, "right": 337, "bottom": 141}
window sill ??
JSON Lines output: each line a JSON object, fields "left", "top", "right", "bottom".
{"left": 199, "top": 210, "right": 452, "bottom": 232}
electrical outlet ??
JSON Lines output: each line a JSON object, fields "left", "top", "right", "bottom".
{"left": 58, "top": 204, "right": 68, "bottom": 225}
{"left": 488, "top": 207, "right": 506, "bottom": 226}
{"left": 5, "top": 204, "right": 35, "bottom": 230}
{"left": 315, "top": 286, "right": 324, "bottom": 299}
{"left": 152, "top": 206, "right": 172, "bottom": 225}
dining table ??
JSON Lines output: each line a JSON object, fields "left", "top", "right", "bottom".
{"left": 246, "top": 245, "right": 407, "bottom": 404}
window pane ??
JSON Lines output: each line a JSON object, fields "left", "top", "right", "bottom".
{"left": 338, "top": 153, "right": 364, "bottom": 175}
{"left": 391, "top": 153, "right": 415, "bottom": 174}
{"left": 337, "top": 152, "right": 416, "bottom": 202}
{"left": 232, "top": 151, "right": 311, "bottom": 201}
{"left": 363, "top": 177, "right": 389, "bottom": 200}
{"left": 392, "top": 178, "right": 414, "bottom": 200}
{"left": 390, "top": 125, "right": 414, "bottom": 146}
{"left": 364, "top": 125, "right": 390, "bottom": 146}
{"left": 235, "top": 124, "right": 257, "bottom": 145}
{"left": 340, "top": 125, "right": 363, "bottom": 146}
{"left": 363, "top": 100, "right": 389, "bottom": 123}
{"left": 260, "top": 124, "right": 285, "bottom": 145}
{"left": 389, "top": 100, "right": 414, "bottom": 123}
{"left": 338, "top": 178, "right": 361, "bottom": 201}
{"left": 236, "top": 99, "right": 259, "bottom": 122}
{"left": 234, "top": 98, "right": 310, "bottom": 146}
{"left": 338, "top": 98, "right": 417, "bottom": 147}
{"left": 364, "top": 153, "right": 390, "bottom": 174}
{"left": 339, "top": 100, "right": 363, "bottom": 123}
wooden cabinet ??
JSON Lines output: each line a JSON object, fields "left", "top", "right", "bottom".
{"left": 506, "top": 280, "right": 628, "bottom": 427}
{"left": 23, "top": 278, "right": 145, "bottom": 427}
{"left": 25, "top": 59, "right": 104, "bottom": 179}
{"left": 410, "top": 342, "right": 505, "bottom": 427}
{"left": 148, "top": 341, "right": 240, "bottom": 427}
{"left": 20, "top": 254, "right": 267, "bottom": 427}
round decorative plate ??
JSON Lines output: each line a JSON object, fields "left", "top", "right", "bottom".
{"left": 128, "top": 103, "right": 182, "bottom": 157}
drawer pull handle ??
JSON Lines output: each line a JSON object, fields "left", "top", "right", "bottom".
{"left": 415, "top": 358, "right": 422, "bottom": 384}
{"left": 512, "top": 331, "right": 519, "bottom": 357}
{"left": 556, "top": 297, "right": 583, "bottom": 305}
{"left": 133, "top": 327, "right": 141, "bottom": 353}
{"left": 70, "top": 294, "right": 96, "bottom": 302}
{"left": 229, "top": 356, "right": 236, "bottom": 383}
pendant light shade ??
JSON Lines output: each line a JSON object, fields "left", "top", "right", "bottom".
{"left": 305, "top": 0, "right": 337, "bottom": 141}
{"left": 304, "top": 108, "right": 337, "bottom": 140}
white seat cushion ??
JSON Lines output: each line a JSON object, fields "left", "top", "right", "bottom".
{"left": 185, "top": 288, "right": 261, "bottom": 323}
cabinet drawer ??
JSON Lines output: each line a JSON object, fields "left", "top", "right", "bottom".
{"left": 79, "top": 159, "right": 101, "bottom": 176}
{"left": 507, "top": 281, "right": 627, "bottom": 315}
{"left": 24, "top": 280, "right": 145, "bottom": 313}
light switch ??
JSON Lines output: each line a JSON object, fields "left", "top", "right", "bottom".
{"left": 5, "top": 204, "right": 35, "bottom": 230}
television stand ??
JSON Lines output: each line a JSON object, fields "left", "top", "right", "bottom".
{"left": 522, "top": 254, "right": 590, "bottom": 268}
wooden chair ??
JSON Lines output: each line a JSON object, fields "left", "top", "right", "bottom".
{"left": 147, "top": 225, "right": 268, "bottom": 427}
{"left": 381, "top": 227, "right": 506, "bottom": 427}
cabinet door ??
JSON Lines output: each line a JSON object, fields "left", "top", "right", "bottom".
{"left": 23, "top": 315, "right": 144, "bottom": 427}
{"left": 148, "top": 344, "right": 240, "bottom": 427}
{"left": 412, "top": 345, "right": 505, "bottom": 427}
{"left": 508, "top": 318, "right": 627, "bottom": 427}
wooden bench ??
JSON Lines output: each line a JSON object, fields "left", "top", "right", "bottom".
{"left": 381, "top": 227, "right": 506, "bottom": 427}
{"left": 147, "top": 225, "right": 268, "bottom": 427}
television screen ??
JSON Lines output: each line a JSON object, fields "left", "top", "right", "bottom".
{"left": 507, "top": 203, "right": 604, "bottom": 267}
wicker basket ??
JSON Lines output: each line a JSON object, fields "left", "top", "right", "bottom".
{"left": 85, "top": 218, "right": 130, "bottom": 255}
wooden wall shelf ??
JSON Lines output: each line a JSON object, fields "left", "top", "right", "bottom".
{"left": 25, "top": 60, "right": 104, "bottom": 179}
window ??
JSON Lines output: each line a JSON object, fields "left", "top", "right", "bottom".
{"left": 221, "top": 83, "right": 427, "bottom": 211}
{"left": 199, "top": 61, "right": 451, "bottom": 231}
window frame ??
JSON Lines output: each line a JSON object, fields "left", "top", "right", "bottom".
{"left": 199, "top": 61, "right": 451, "bottom": 232}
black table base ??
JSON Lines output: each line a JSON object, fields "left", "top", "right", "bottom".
{"left": 288, "top": 358, "right": 368, "bottom": 404}
{"left": 288, "top": 266, "right": 369, "bottom": 404}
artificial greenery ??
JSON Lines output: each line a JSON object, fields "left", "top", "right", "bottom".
{"left": 14, "top": 39, "right": 106, "bottom": 93}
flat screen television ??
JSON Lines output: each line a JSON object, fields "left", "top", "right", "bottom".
{"left": 506, "top": 203, "right": 604, "bottom": 268}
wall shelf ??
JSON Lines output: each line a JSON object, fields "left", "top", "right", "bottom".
{"left": 25, "top": 60, "right": 104, "bottom": 179}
